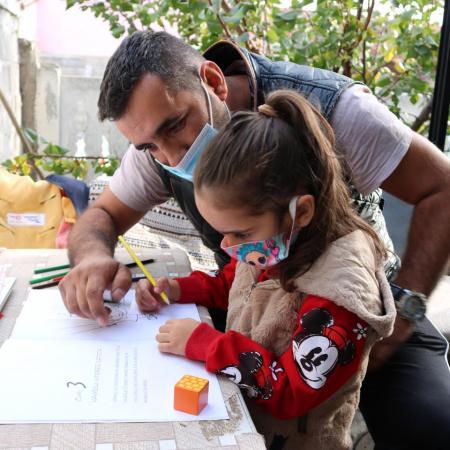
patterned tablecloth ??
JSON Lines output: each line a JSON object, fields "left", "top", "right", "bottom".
{"left": 0, "top": 248, "right": 267, "bottom": 450}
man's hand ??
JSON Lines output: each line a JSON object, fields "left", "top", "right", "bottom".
{"left": 156, "top": 318, "right": 201, "bottom": 356}
{"left": 62, "top": 189, "right": 145, "bottom": 327}
{"left": 368, "top": 316, "right": 415, "bottom": 372}
{"left": 136, "top": 277, "right": 180, "bottom": 313}
{"left": 59, "top": 255, "right": 132, "bottom": 327}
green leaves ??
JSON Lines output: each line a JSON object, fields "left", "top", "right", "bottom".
{"left": 222, "top": 5, "right": 246, "bottom": 23}
{"left": 92, "top": 157, "right": 120, "bottom": 176}
{"left": 43, "top": 143, "right": 70, "bottom": 156}
{"left": 2, "top": 155, "right": 34, "bottom": 177}
{"left": 111, "top": 24, "right": 126, "bottom": 38}
{"left": 65, "top": 0, "right": 443, "bottom": 134}
{"left": 2, "top": 129, "right": 121, "bottom": 180}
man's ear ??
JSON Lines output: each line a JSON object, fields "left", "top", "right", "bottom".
{"left": 199, "top": 61, "right": 228, "bottom": 101}
{"left": 295, "top": 195, "right": 315, "bottom": 228}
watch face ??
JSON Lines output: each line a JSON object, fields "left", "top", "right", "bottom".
{"left": 403, "top": 295, "right": 426, "bottom": 320}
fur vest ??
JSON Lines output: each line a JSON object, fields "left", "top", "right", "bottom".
{"left": 226, "top": 230, "right": 396, "bottom": 450}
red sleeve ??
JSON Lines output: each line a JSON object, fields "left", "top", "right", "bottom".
{"left": 185, "top": 295, "right": 369, "bottom": 420}
{"left": 175, "top": 259, "right": 236, "bottom": 310}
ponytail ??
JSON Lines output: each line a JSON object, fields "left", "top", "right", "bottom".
{"left": 195, "top": 89, "right": 386, "bottom": 291}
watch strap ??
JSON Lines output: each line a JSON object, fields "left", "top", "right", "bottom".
{"left": 390, "top": 283, "right": 403, "bottom": 301}
{"left": 389, "top": 282, "right": 427, "bottom": 321}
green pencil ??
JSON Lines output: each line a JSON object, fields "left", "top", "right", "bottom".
{"left": 33, "top": 264, "right": 70, "bottom": 274}
{"left": 33, "top": 259, "right": 155, "bottom": 276}
{"left": 30, "top": 270, "right": 70, "bottom": 285}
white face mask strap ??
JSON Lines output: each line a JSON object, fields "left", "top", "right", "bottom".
{"left": 224, "top": 101, "right": 231, "bottom": 120}
{"left": 289, "top": 196, "right": 299, "bottom": 220}
{"left": 288, "top": 196, "right": 300, "bottom": 234}
{"left": 200, "top": 79, "right": 214, "bottom": 128}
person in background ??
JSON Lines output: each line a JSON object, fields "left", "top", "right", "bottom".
{"left": 60, "top": 31, "right": 450, "bottom": 449}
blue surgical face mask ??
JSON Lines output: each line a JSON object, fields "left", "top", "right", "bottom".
{"left": 156, "top": 123, "right": 218, "bottom": 182}
{"left": 155, "top": 79, "right": 229, "bottom": 182}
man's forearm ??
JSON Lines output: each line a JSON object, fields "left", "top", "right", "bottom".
{"left": 68, "top": 207, "right": 118, "bottom": 266}
{"left": 394, "top": 188, "right": 450, "bottom": 296}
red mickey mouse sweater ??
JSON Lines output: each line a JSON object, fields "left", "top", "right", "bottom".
{"left": 176, "top": 231, "right": 395, "bottom": 450}
{"left": 177, "top": 259, "right": 369, "bottom": 420}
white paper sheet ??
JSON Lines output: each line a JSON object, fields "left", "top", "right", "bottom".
{"left": 0, "top": 288, "right": 228, "bottom": 423}
{"left": 11, "top": 289, "right": 197, "bottom": 341}
{"left": 0, "top": 263, "right": 15, "bottom": 311}
{"left": 0, "top": 277, "right": 15, "bottom": 311}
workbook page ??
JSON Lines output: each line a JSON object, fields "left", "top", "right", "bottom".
{"left": 0, "top": 288, "right": 228, "bottom": 423}
{"left": 11, "top": 288, "right": 192, "bottom": 341}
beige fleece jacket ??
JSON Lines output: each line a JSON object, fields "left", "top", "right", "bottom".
{"left": 226, "top": 230, "right": 396, "bottom": 450}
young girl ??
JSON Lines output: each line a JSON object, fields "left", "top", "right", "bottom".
{"left": 136, "top": 90, "right": 396, "bottom": 450}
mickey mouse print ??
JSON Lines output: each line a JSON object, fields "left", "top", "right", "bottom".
{"left": 189, "top": 295, "right": 369, "bottom": 420}
{"left": 292, "top": 308, "right": 357, "bottom": 390}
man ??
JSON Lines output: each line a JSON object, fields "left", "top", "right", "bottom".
{"left": 60, "top": 31, "right": 450, "bottom": 449}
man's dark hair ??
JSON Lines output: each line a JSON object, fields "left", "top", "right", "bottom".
{"left": 98, "top": 31, "right": 205, "bottom": 121}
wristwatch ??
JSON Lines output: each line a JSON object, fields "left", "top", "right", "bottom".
{"left": 390, "top": 283, "right": 427, "bottom": 321}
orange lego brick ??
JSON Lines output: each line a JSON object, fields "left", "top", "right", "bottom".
{"left": 174, "top": 374, "right": 209, "bottom": 415}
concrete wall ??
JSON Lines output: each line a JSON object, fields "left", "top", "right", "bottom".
{"left": 0, "top": 0, "right": 21, "bottom": 161}
{"left": 12, "top": 0, "right": 128, "bottom": 181}
{"left": 36, "top": 55, "right": 128, "bottom": 166}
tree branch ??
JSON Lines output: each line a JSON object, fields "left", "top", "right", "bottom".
{"left": 28, "top": 154, "right": 119, "bottom": 161}
{"left": 221, "top": 0, "right": 246, "bottom": 35}
{"left": 0, "top": 86, "right": 44, "bottom": 179}
{"left": 411, "top": 97, "right": 433, "bottom": 132}
{"left": 341, "top": 0, "right": 375, "bottom": 76}
{"left": 357, "top": 0, "right": 364, "bottom": 21}
{"left": 367, "top": 62, "right": 388, "bottom": 86}
{"left": 347, "top": 0, "right": 375, "bottom": 54}
{"left": 207, "top": 0, "right": 233, "bottom": 40}
{"left": 217, "top": 0, "right": 259, "bottom": 52}
{"left": 364, "top": 0, "right": 375, "bottom": 34}
{"left": 118, "top": 9, "right": 137, "bottom": 32}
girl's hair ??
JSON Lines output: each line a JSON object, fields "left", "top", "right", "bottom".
{"left": 194, "top": 89, "right": 386, "bottom": 291}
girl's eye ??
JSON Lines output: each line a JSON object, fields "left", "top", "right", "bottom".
{"left": 233, "top": 232, "right": 250, "bottom": 240}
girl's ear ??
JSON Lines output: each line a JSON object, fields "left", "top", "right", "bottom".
{"left": 199, "top": 61, "right": 228, "bottom": 101}
{"left": 295, "top": 195, "right": 315, "bottom": 228}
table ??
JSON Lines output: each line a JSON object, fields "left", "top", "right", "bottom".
{"left": 0, "top": 248, "right": 266, "bottom": 450}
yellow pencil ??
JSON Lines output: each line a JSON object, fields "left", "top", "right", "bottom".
{"left": 118, "top": 235, "right": 170, "bottom": 305}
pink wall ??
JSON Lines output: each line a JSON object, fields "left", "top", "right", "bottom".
{"left": 36, "top": 0, "right": 123, "bottom": 57}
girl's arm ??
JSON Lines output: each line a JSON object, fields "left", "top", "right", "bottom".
{"left": 136, "top": 260, "right": 236, "bottom": 313}
{"left": 175, "top": 259, "right": 237, "bottom": 310}
{"left": 185, "top": 295, "right": 369, "bottom": 420}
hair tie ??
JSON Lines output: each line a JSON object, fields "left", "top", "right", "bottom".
{"left": 258, "top": 104, "right": 278, "bottom": 118}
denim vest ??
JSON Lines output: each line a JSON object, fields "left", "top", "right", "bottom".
{"left": 156, "top": 41, "right": 400, "bottom": 277}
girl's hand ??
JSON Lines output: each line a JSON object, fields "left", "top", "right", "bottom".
{"left": 156, "top": 318, "right": 201, "bottom": 356}
{"left": 136, "top": 277, "right": 181, "bottom": 312}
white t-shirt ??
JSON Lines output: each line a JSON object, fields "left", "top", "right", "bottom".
{"left": 331, "top": 84, "right": 412, "bottom": 195}
{"left": 109, "top": 84, "right": 413, "bottom": 211}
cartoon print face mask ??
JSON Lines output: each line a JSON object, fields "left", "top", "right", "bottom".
{"left": 155, "top": 78, "right": 229, "bottom": 182}
{"left": 221, "top": 196, "right": 299, "bottom": 269}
